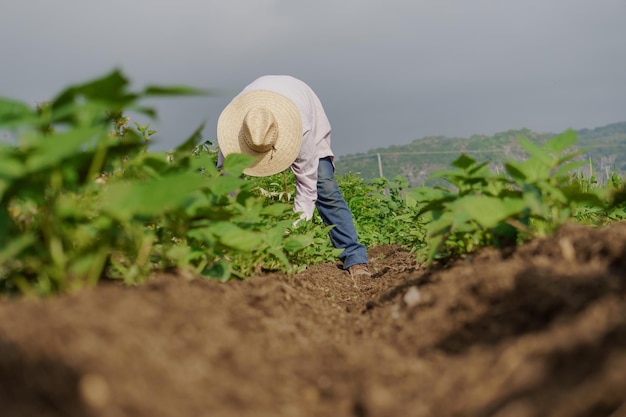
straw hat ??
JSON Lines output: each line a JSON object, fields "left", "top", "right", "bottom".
{"left": 217, "top": 90, "right": 302, "bottom": 177}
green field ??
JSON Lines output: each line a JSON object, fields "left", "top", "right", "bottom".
{"left": 1, "top": 71, "right": 625, "bottom": 295}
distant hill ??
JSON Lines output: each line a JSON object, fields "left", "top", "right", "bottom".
{"left": 335, "top": 122, "right": 626, "bottom": 186}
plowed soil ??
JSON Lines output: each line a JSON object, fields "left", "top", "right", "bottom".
{"left": 1, "top": 222, "right": 626, "bottom": 417}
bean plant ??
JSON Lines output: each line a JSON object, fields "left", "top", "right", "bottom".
{"left": 0, "top": 71, "right": 313, "bottom": 295}
{"left": 409, "top": 130, "right": 625, "bottom": 261}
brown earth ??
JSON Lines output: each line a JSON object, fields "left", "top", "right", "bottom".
{"left": 1, "top": 222, "right": 626, "bottom": 417}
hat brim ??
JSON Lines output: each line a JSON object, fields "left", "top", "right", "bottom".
{"left": 217, "top": 90, "right": 302, "bottom": 177}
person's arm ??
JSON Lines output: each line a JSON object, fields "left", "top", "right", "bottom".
{"left": 290, "top": 134, "right": 318, "bottom": 220}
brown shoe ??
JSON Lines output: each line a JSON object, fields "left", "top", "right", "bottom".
{"left": 348, "top": 264, "right": 372, "bottom": 288}
{"left": 349, "top": 264, "right": 371, "bottom": 278}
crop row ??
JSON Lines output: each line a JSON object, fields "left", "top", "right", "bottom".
{"left": 1, "top": 71, "right": 624, "bottom": 295}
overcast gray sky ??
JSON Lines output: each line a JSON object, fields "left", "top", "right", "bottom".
{"left": 2, "top": 0, "right": 625, "bottom": 156}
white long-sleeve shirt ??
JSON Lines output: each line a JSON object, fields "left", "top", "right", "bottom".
{"left": 225, "top": 75, "right": 334, "bottom": 219}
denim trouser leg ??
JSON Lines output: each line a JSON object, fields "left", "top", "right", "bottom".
{"left": 315, "top": 157, "right": 369, "bottom": 269}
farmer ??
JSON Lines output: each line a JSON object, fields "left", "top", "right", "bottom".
{"left": 216, "top": 75, "right": 371, "bottom": 279}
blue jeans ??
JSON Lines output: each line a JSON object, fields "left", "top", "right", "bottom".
{"left": 316, "top": 157, "right": 369, "bottom": 269}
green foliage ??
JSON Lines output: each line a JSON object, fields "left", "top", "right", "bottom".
{"left": 2, "top": 71, "right": 623, "bottom": 297}
{"left": 247, "top": 169, "right": 344, "bottom": 266}
{"left": 572, "top": 166, "right": 626, "bottom": 225}
{"left": 336, "top": 123, "right": 626, "bottom": 187}
{"left": 246, "top": 168, "right": 429, "bottom": 265}
{"left": 0, "top": 72, "right": 156, "bottom": 294}
{"left": 338, "top": 174, "right": 427, "bottom": 251}
{"left": 0, "top": 70, "right": 313, "bottom": 295}
{"left": 409, "top": 130, "right": 624, "bottom": 261}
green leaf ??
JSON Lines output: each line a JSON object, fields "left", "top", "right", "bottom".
{"left": 0, "top": 232, "right": 36, "bottom": 264}
{"left": 201, "top": 260, "right": 232, "bottom": 281}
{"left": 567, "top": 191, "right": 605, "bottom": 206}
{"left": 540, "top": 183, "right": 568, "bottom": 204}
{"left": 283, "top": 233, "right": 314, "bottom": 253}
{"left": 260, "top": 202, "right": 292, "bottom": 217}
{"left": 209, "top": 175, "right": 246, "bottom": 197}
{"left": 408, "top": 186, "right": 450, "bottom": 203}
{"left": 186, "top": 226, "right": 217, "bottom": 246}
{"left": 100, "top": 172, "right": 208, "bottom": 221}
{"left": 451, "top": 154, "right": 477, "bottom": 170}
{"left": 69, "top": 248, "right": 109, "bottom": 285}
{"left": 51, "top": 69, "right": 134, "bottom": 110}
{"left": 131, "top": 152, "right": 173, "bottom": 175}
{"left": 555, "top": 160, "right": 587, "bottom": 178}
{"left": 223, "top": 153, "right": 255, "bottom": 176}
{"left": 189, "top": 155, "right": 219, "bottom": 176}
{"left": 544, "top": 129, "right": 577, "bottom": 154}
{"left": 522, "top": 189, "right": 546, "bottom": 217}
{"left": 0, "top": 205, "right": 16, "bottom": 246}
{"left": 504, "top": 162, "right": 528, "bottom": 182}
{"left": 25, "top": 127, "right": 105, "bottom": 172}
{"left": 429, "top": 169, "right": 460, "bottom": 179}
{"left": 262, "top": 220, "right": 292, "bottom": 248}
{"left": 457, "top": 196, "right": 527, "bottom": 228}
{"left": 449, "top": 208, "right": 473, "bottom": 230}
{"left": 0, "top": 97, "right": 37, "bottom": 128}
{"left": 0, "top": 149, "right": 24, "bottom": 178}
{"left": 426, "top": 214, "right": 454, "bottom": 238}
{"left": 143, "top": 85, "right": 210, "bottom": 97}
{"left": 209, "top": 222, "right": 263, "bottom": 251}
{"left": 427, "top": 233, "right": 446, "bottom": 262}
{"left": 466, "top": 160, "right": 491, "bottom": 176}
{"left": 518, "top": 137, "right": 552, "bottom": 166}
{"left": 267, "top": 247, "right": 292, "bottom": 271}
{"left": 507, "top": 158, "right": 550, "bottom": 183}
{"left": 555, "top": 149, "right": 586, "bottom": 167}
{"left": 405, "top": 192, "right": 417, "bottom": 208}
